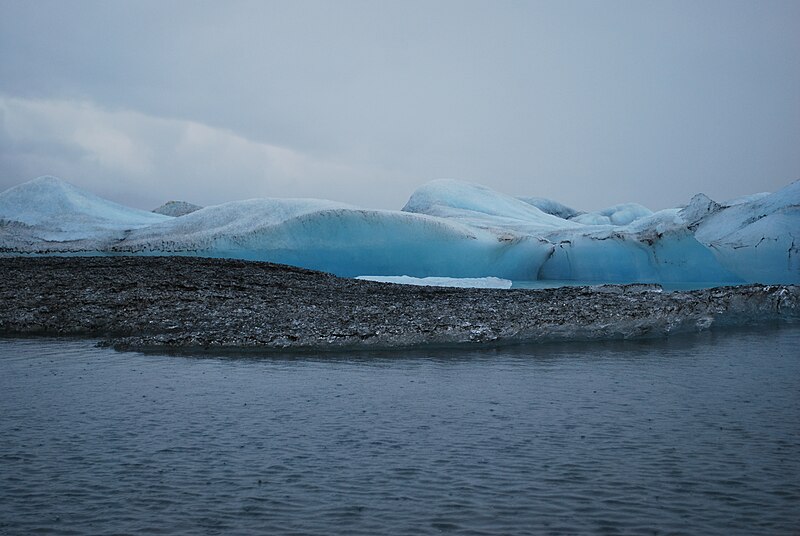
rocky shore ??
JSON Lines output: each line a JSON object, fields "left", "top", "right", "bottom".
{"left": 1, "top": 256, "right": 798, "bottom": 352}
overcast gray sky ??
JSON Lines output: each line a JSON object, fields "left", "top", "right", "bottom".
{"left": 1, "top": 0, "right": 798, "bottom": 211}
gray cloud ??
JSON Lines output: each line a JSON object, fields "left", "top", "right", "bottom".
{"left": 0, "top": 96, "right": 411, "bottom": 209}
{"left": 1, "top": 0, "right": 799, "bottom": 211}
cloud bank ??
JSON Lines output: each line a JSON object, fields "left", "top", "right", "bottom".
{"left": 1, "top": 1, "right": 799, "bottom": 210}
{"left": 0, "top": 95, "right": 409, "bottom": 209}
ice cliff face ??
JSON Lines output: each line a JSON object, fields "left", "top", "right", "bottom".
{"left": 0, "top": 175, "right": 797, "bottom": 284}
{"left": 692, "top": 181, "right": 800, "bottom": 284}
{"left": 399, "top": 180, "right": 742, "bottom": 284}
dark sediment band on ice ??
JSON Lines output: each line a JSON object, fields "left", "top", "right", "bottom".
{"left": 1, "top": 256, "right": 798, "bottom": 352}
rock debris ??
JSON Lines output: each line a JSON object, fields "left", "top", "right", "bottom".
{"left": 0, "top": 256, "right": 797, "bottom": 352}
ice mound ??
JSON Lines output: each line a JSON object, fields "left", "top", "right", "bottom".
{"left": 356, "top": 275, "right": 513, "bottom": 288}
{"left": 516, "top": 197, "right": 582, "bottom": 219}
{"left": 152, "top": 200, "right": 202, "bottom": 217}
{"left": 570, "top": 203, "right": 653, "bottom": 226}
{"left": 1, "top": 176, "right": 796, "bottom": 285}
{"left": 678, "top": 194, "right": 723, "bottom": 229}
{"left": 402, "top": 179, "right": 582, "bottom": 235}
{"left": 0, "top": 176, "right": 169, "bottom": 244}
{"left": 403, "top": 179, "right": 552, "bottom": 221}
{"left": 113, "top": 198, "right": 552, "bottom": 279}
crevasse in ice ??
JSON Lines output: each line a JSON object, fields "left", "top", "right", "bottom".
{"left": 0, "top": 175, "right": 797, "bottom": 284}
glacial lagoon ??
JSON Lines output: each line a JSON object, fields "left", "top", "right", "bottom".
{"left": 1, "top": 327, "right": 799, "bottom": 535}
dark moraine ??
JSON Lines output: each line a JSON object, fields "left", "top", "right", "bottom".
{"left": 0, "top": 256, "right": 798, "bottom": 351}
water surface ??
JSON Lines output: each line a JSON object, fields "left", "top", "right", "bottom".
{"left": 1, "top": 328, "right": 799, "bottom": 535}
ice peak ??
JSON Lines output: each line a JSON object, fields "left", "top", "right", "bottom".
{"left": 0, "top": 175, "right": 169, "bottom": 233}
{"left": 152, "top": 200, "right": 203, "bottom": 217}
{"left": 678, "top": 193, "right": 722, "bottom": 228}
{"left": 9, "top": 175, "right": 79, "bottom": 195}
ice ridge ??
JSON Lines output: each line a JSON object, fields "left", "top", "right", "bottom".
{"left": 1, "top": 176, "right": 797, "bottom": 284}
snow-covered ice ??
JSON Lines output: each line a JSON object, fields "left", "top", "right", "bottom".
{"left": 1, "top": 175, "right": 797, "bottom": 284}
{"left": 516, "top": 196, "right": 582, "bottom": 219}
{"left": 692, "top": 180, "right": 799, "bottom": 284}
{"left": 0, "top": 176, "right": 168, "bottom": 243}
{"left": 0, "top": 176, "right": 170, "bottom": 253}
{"left": 570, "top": 203, "right": 653, "bottom": 226}
{"left": 111, "top": 197, "right": 550, "bottom": 279}
{"left": 402, "top": 179, "right": 583, "bottom": 234}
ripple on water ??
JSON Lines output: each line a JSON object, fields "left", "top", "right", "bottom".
{"left": 1, "top": 328, "right": 800, "bottom": 535}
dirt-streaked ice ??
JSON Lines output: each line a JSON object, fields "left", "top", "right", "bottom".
{"left": 0, "top": 175, "right": 797, "bottom": 284}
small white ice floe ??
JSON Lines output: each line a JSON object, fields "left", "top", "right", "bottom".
{"left": 355, "top": 275, "right": 513, "bottom": 289}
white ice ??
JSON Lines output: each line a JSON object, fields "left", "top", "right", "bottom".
{"left": 1, "top": 175, "right": 797, "bottom": 284}
{"left": 515, "top": 197, "right": 581, "bottom": 220}
{"left": 355, "top": 275, "right": 513, "bottom": 289}
{"left": 692, "top": 180, "right": 799, "bottom": 283}
{"left": 570, "top": 203, "right": 653, "bottom": 226}
{"left": 402, "top": 179, "right": 582, "bottom": 234}
{"left": 113, "top": 197, "right": 551, "bottom": 279}
{"left": 0, "top": 176, "right": 169, "bottom": 243}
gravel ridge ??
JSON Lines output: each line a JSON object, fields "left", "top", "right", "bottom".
{"left": 1, "top": 256, "right": 797, "bottom": 352}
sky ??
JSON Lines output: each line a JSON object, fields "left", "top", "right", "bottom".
{"left": 1, "top": 0, "right": 799, "bottom": 212}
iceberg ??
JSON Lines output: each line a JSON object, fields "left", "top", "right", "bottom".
{"left": 0, "top": 175, "right": 797, "bottom": 285}
{"left": 401, "top": 180, "right": 743, "bottom": 284}
{"left": 533, "top": 207, "right": 744, "bottom": 284}
{"left": 569, "top": 203, "right": 653, "bottom": 226}
{"left": 402, "top": 179, "right": 582, "bottom": 234}
{"left": 0, "top": 176, "right": 169, "bottom": 249}
{"left": 691, "top": 181, "right": 800, "bottom": 284}
{"left": 110, "top": 198, "right": 551, "bottom": 279}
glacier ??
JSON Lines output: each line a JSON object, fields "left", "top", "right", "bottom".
{"left": 0, "top": 175, "right": 797, "bottom": 284}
